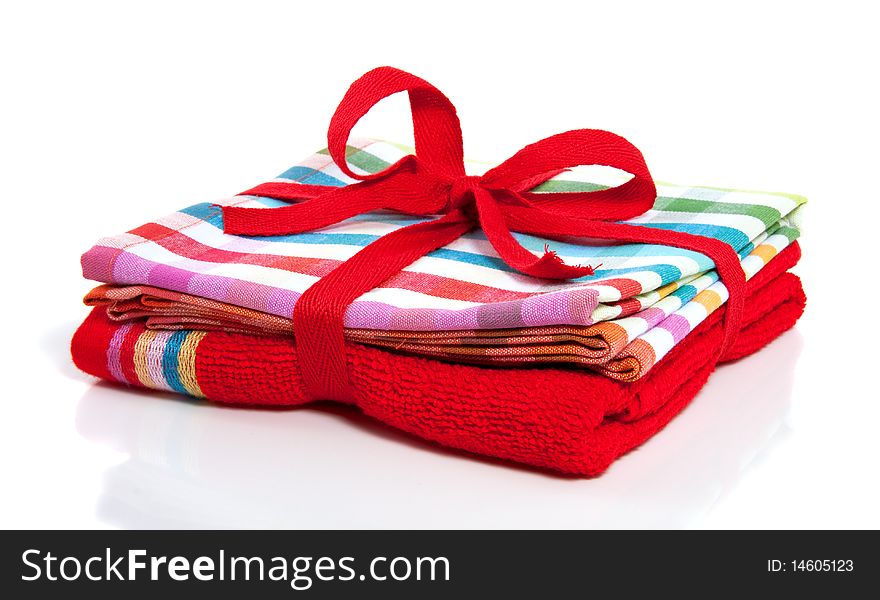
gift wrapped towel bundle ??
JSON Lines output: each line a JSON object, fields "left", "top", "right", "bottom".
{"left": 71, "top": 67, "right": 806, "bottom": 475}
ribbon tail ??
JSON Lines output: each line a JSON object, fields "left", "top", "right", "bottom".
{"left": 505, "top": 206, "right": 747, "bottom": 355}
{"left": 476, "top": 189, "right": 596, "bottom": 280}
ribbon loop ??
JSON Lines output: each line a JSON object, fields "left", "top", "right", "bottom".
{"left": 222, "top": 67, "right": 747, "bottom": 403}
{"left": 483, "top": 129, "right": 656, "bottom": 221}
{"left": 327, "top": 67, "right": 465, "bottom": 181}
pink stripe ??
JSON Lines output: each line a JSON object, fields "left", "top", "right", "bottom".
{"left": 657, "top": 314, "right": 691, "bottom": 343}
{"left": 81, "top": 246, "right": 121, "bottom": 282}
{"left": 106, "top": 322, "right": 135, "bottom": 384}
{"left": 345, "top": 301, "right": 394, "bottom": 329}
{"left": 434, "top": 305, "right": 480, "bottom": 330}
{"left": 146, "top": 331, "right": 175, "bottom": 390}
{"left": 636, "top": 307, "right": 667, "bottom": 328}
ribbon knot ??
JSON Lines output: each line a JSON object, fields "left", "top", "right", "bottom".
{"left": 222, "top": 67, "right": 747, "bottom": 403}
{"left": 447, "top": 175, "right": 484, "bottom": 213}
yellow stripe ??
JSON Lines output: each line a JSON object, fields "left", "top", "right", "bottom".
{"left": 132, "top": 330, "right": 158, "bottom": 388}
{"left": 177, "top": 331, "right": 207, "bottom": 398}
{"left": 692, "top": 289, "right": 724, "bottom": 314}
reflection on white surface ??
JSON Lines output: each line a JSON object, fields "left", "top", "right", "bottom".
{"left": 75, "top": 330, "right": 802, "bottom": 529}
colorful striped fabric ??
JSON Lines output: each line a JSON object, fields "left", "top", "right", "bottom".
{"left": 105, "top": 323, "right": 206, "bottom": 397}
{"left": 588, "top": 224, "right": 799, "bottom": 379}
{"left": 81, "top": 139, "right": 806, "bottom": 336}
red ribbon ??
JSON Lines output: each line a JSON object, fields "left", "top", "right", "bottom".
{"left": 223, "top": 67, "right": 746, "bottom": 402}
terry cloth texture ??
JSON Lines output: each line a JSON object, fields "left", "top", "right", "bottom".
{"left": 80, "top": 139, "right": 804, "bottom": 380}
{"left": 72, "top": 242, "right": 805, "bottom": 475}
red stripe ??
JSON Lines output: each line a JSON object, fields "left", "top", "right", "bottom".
{"left": 70, "top": 308, "right": 116, "bottom": 381}
{"left": 591, "top": 277, "right": 643, "bottom": 299}
{"left": 610, "top": 295, "right": 643, "bottom": 318}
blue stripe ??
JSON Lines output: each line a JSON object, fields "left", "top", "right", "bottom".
{"left": 738, "top": 240, "right": 755, "bottom": 258}
{"left": 671, "top": 283, "right": 700, "bottom": 305}
{"left": 592, "top": 263, "right": 683, "bottom": 285}
{"left": 161, "top": 330, "right": 191, "bottom": 396}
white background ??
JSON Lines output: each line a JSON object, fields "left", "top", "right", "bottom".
{"left": 1, "top": 0, "right": 878, "bottom": 528}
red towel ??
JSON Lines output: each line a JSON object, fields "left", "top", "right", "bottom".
{"left": 71, "top": 243, "right": 804, "bottom": 475}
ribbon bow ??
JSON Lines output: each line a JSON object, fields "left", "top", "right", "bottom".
{"left": 223, "top": 67, "right": 746, "bottom": 402}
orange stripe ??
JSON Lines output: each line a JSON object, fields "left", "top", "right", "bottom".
{"left": 751, "top": 243, "right": 778, "bottom": 263}
{"left": 692, "top": 289, "right": 724, "bottom": 314}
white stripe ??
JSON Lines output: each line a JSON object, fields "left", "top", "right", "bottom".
{"left": 652, "top": 294, "right": 685, "bottom": 317}
{"left": 688, "top": 273, "right": 718, "bottom": 290}
{"left": 617, "top": 317, "right": 648, "bottom": 341}
{"left": 741, "top": 255, "right": 765, "bottom": 278}
{"left": 675, "top": 301, "right": 708, "bottom": 329}
{"left": 360, "top": 141, "right": 409, "bottom": 165}
{"left": 655, "top": 185, "right": 800, "bottom": 214}
{"left": 625, "top": 209, "right": 769, "bottom": 240}
{"left": 154, "top": 211, "right": 204, "bottom": 230}
{"left": 587, "top": 284, "right": 622, "bottom": 302}
{"left": 590, "top": 304, "right": 623, "bottom": 323}
{"left": 764, "top": 232, "right": 791, "bottom": 252}
{"left": 642, "top": 327, "right": 676, "bottom": 359}
{"left": 707, "top": 281, "right": 731, "bottom": 303}
{"left": 95, "top": 232, "right": 144, "bottom": 249}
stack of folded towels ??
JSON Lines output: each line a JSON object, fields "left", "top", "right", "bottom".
{"left": 72, "top": 126, "right": 806, "bottom": 477}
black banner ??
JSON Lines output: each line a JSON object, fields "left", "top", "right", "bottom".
{"left": 1, "top": 531, "right": 875, "bottom": 597}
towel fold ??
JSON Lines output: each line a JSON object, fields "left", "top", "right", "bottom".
{"left": 71, "top": 242, "right": 804, "bottom": 475}
{"left": 83, "top": 219, "right": 798, "bottom": 381}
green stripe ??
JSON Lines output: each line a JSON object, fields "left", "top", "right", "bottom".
{"left": 531, "top": 179, "right": 608, "bottom": 193}
{"left": 524, "top": 182, "right": 785, "bottom": 228}
{"left": 653, "top": 179, "right": 808, "bottom": 206}
{"left": 774, "top": 225, "right": 800, "bottom": 243}
{"left": 652, "top": 197, "right": 781, "bottom": 228}
{"left": 318, "top": 145, "right": 392, "bottom": 173}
